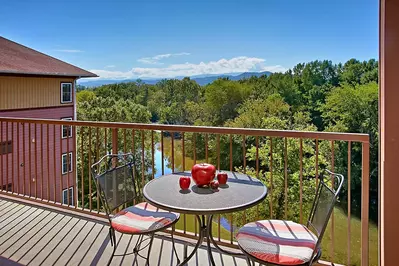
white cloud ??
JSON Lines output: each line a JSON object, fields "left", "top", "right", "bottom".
{"left": 90, "top": 56, "right": 286, "bottom": 80}
{"left": 54, "top": 49, "right": 84, "bottom": 53}
{"left": 138, "top": 52, "right": 190, "bottom": 64}
{"left": 261, "top": 65, "right": 287, "bottom": 73}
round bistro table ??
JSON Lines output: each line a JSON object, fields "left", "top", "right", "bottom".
{"left": 143, "top": 171, "right": 267, "bottom": 266}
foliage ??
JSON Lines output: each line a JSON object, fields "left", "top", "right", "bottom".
{"left": 76, "top": 58, "right": 379, "bottom": 226}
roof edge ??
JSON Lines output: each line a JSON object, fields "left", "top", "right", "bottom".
{"left": 0, "top": 36, "right": 98, "bottom": 78}
{"left": 0, "top": 69, "right": 98, "bottom": 78}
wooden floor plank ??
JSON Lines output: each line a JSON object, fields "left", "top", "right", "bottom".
{"left": 77, "top": 224, "right": 108, "bottom": 266}
{"left": 15, "top": 214, "right": 72, "bottom": 265}
{"left": 0, "top": 209, "right": 51, "bottom": 251}
{"left": 66, "top": 222, "right": 104, "bottom": 266}
{"left": 0, "top": 198, "right": 252, "bottom": 266}
{"left": 0, "top": 204, "right": 31, "bottom": 227}
{"left": 0, "top": 201, "right": 17, "bottom": 215}
{"left": 28, "top": 217, "right": 83, "bottom": 266}
{"left": 6, "top": 213, "right": 65, "bottom": 262}
{"left": 41, "top": 219, "right": 89, "bottom": 266}
{"left": 60, "top": 221, "right": 97, "bottom": 266}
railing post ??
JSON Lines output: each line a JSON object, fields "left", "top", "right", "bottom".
{"left": 361, "top": 141, "right": 370, "bottom": 266}
{"left": 112, "top": 128, "right": 118, "bottom": 208}
{"left": 112, "top": 128, "right": 118, "bottom": 156}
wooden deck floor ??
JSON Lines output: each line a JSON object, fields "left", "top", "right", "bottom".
{"left": 0, "top": 197, "right": 251, "bottom": 266}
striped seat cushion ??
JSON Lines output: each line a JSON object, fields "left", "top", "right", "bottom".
{"left": 236, "top": 220, "right": 318, "bottom": 265}
{"left": 111, "top": 202, "right": 179, "bottom": 234}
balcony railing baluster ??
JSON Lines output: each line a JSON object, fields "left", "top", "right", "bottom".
{"left": 269, "top": 137, "right": 273, "bottom": 219}
{"left": 256, "top": 136, "right": 259, "bottom": 220}
{"left": 284, "top": 137, "right": 288, "bottom": 220}
{"left": 80, "top": 127, "right": 84, "bottom": 210}
{"left": 315, "top": 138, "right": 319, "bottom": 189}
{"left": 96, "top": 127, "right": 100, "bottom": 212}
{"left": 171, "top": 131, "right": 174, "bottom": 173}
{"left": 11, "top": 122, "right": 15, "bottom": 194}
{"left": 331, "top": 140, "right": 335, "bottom": 261}
{"left": 299, "top": 138, "right": 303, "bottom": 224}
{"left": 141, "top": 130, "right": 145, "bottom": 185}
{"left": 161, "top": 130, "right": 164, "bottom": 176}
{"left": 0, "top": 117, "right": 371, "bottom": 265}
{"left": 52, "top": 124, "right": 56, "bottom": 202}
{"left": 17, "top": 122, "right": 20, "bottom": 195}
{"left": 347, "top": 141, "right": 352, "bottom": 266}
{"left": 66, "top": 123, "right": 70, "bottom": 207}
{"left": 151, "top": 130, "right": 154, "bottom": 180}
{"left": 205, "top": 133, "right": 209, "bottom": 163}
{"left": 0, "top": 121, "right": 3, "bottom": 192}
{"left": 88, "top": 127, "right": 92, "bottom": 210}
{"left": 47, "top": 124, "right": 50, "bottom": 202}
{"left": 6, "top": 122, "right": 9, "bottom": 193}
{"left": 40, "top": 123, "right": 43, "bottom": 200}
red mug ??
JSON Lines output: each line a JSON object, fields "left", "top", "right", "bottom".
{"left": 217, "top": 172, "right": 228, "bottom": 185}
{"left": 179, "top": 176, "right": 191, "bottom": 190}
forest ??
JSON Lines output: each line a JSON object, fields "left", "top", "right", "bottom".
{"left": 76, "top": 58, "right": 378, "bottom": 227}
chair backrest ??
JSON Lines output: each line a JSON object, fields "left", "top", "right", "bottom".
{"left": 307, "top": 169, "right": 344, "bottom": 253}
{"left": 91, "top": 153, "right": 139, "bottom": 216}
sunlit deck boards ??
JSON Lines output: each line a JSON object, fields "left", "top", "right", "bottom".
{"left": 0, "top": 197, "right": 250, "bottom": 266}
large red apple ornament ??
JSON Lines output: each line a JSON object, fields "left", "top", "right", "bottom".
{"left": 191, "top": 163, "right": 216, "bottom": 187}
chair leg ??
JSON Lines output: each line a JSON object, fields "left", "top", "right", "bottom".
{"left": 246, "top": 257, "right": 257, "bottom": 266}
{"left": 145, "top": 233, "right": 155, "bottom": 266}
{"left": 107, "top": 228, "right": 117, "bottom": 266}
{"left": 171, "top": 225, "right": 180, "bottom": 264}
{"left": 133, "top": 234, "right": 144, "bottom": 254}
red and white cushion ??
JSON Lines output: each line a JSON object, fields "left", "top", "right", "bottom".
{"left": 111, "top": 202, "right": 179, "bottom": 234}
{"left": 236, "top": 220, "right": 318, "bottom": 265}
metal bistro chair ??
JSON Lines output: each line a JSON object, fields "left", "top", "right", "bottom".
{"left": 91, "top": 153, "right": 180, "bottom": 266}
{"left": 236, "top": 169, "right": 344, "bottom": 266}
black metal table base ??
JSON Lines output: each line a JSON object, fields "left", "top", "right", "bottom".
{"left": 178, "top": 215, "right": 244, "bottom": 266}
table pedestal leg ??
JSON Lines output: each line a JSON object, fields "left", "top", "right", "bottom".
{"left": 177, "top": 215, "right": 205, "bottom": 266}
{"left": 178, "top": 214, "right": 244, "bottom": 266}
{"left": 206, "top": 215, "right": 245, "bottom": 256}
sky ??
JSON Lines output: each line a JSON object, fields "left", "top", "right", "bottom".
{"left": 0, "top": 0, "right": 378, "bottom": 80}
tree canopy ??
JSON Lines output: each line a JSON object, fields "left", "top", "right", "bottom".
{"left": 77, "top": 58, "right": 378, "bottom": 223}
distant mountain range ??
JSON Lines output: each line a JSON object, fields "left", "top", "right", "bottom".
{"left": 78, "top": 71, "right": 272, "bottom": 87}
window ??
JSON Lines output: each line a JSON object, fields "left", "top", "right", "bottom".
{"left": 61, "top": 83, "right": 73, "bottom": 103}
{"left": 62, "top": 152, "right": 73, "bottom": 175}
{"left": 0, "top": 141, "right": 12, "bottom": 155}
{"left": 61, "top": 117, "right": 73, "bottom": 138}
{"left": 62, "top": 187, "right": 74, "bottom": 206}
{"left": 1, "top": 183, "right": 12, "bottom": 192}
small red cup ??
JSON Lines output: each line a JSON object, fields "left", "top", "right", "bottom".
{"left": 217, "top": 172, "right": 228, "bottom": 185}
{"left": 179, "top": 176, "right": 191, "bottom": 190}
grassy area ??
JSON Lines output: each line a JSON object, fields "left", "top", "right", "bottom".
{"left": 321, "top": 208, "right": 378, "bottom": 266}
{"left": 175, "top": 214, "right": 232, "bottom": 241}
{"left": 175, "top": 208, "right": 378, "bottom": 266}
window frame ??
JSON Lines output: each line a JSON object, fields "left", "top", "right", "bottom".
{"left": 61, "top": 152, "right": 73, "bottom": 175}
{"left": 61, "top": 117, "right": 73, "bottom": 139}
{"left": 0, "top": 140, "right": 12, "bottom": 155}
{"left": 61, "top": 82, "right": 73, "bottom": 104}
{"left": 62, "top": 187, "right": 74, "bottom": 206}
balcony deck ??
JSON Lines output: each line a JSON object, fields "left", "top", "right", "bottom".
{"left": 0, "top": 196, "right": 252, "bottom": 266}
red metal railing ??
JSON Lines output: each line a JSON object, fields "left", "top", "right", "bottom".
{"left": 0, "top": 117, "right": 370, "bottom": 266}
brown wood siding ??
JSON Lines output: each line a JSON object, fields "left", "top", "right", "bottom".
{"left": 0, "top": 76, "right": 75, "bottom": 110}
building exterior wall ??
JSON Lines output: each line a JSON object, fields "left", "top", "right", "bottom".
{"left": 0, "top": 78, "right": 76, "bottom": 204}
{"left": 0, "top": 76, "right": 75, "bottom": 110}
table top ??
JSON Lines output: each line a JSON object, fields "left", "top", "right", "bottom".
{"left": 143, "top": 171, "right": 267, "bottom": 215}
